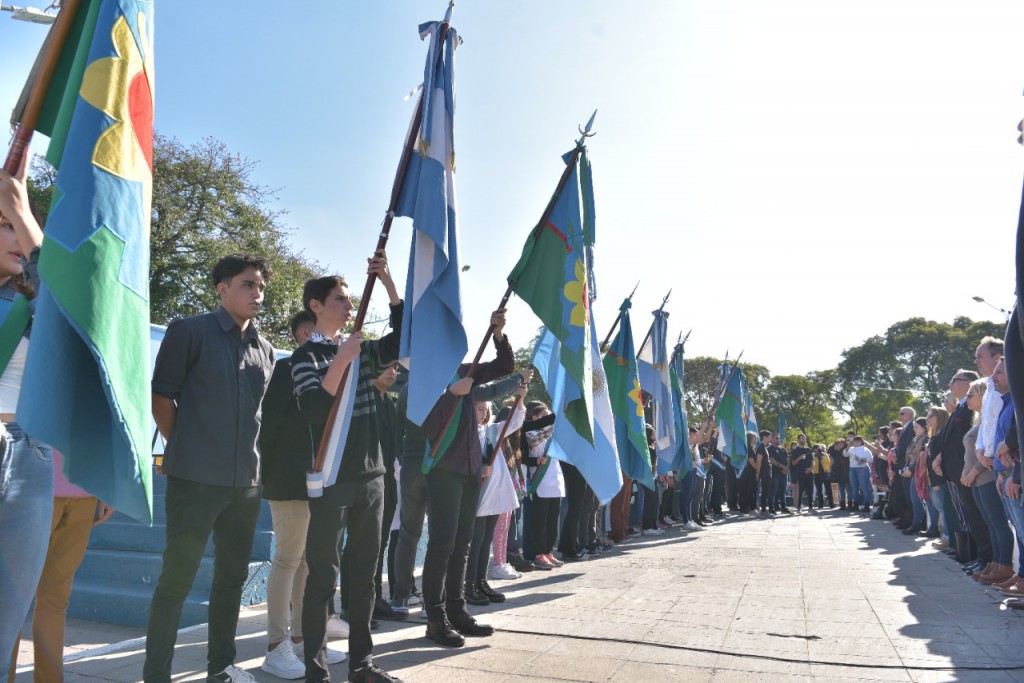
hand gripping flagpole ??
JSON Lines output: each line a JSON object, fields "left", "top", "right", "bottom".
{"left": 308, "top": 5, "right": 456, "bottom": 493}
{"left": 599, "top": 281, "right": 639, "bottom": 353}
{"left": 4, "top": 0, "right": 83, "bottom": 173}
{"left": 424, "top": 111, "right": 598, "bottom": 464}
{"left": 636, "top": 288, "right": 672, "bottom": 357}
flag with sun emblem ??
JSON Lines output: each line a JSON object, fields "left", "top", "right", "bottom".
{"left": 602, "top": 298, "right": 654, "bottom": 490}
{"left": 638, "top": 309, "right": 676, "bottom": 474}
{"left": 508, "top": 146, "right": 594, "bottom": 444}
{"left": 17, "top": 0, "right": 154, "bottom": 524}
{"left": 716, "top": 363, "right": 749, "bottom": 473}
{"left": 532, "top": 315, "right": 623, "bottom": 504}
{"left": 669, "top": 342, "right": 694, "bottom": 474}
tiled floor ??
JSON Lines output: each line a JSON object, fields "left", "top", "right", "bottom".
{"left": 15, "top": 509, "right": 1024, "bottom": 682}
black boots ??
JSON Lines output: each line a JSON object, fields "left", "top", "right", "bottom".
{"left": 449, "top": 611, "right": 494, "bottom": 637}
{"left": 465, "top": 579, "right": 505, "bottom": 605}
{"left": 478, "top": 579, "right": 506, "bottom": 603}
{"left": 426, "top": 615, "right": 466, "bottom": 647}
{"left": 464, "top": 581, "right": 489, "bottom": 606}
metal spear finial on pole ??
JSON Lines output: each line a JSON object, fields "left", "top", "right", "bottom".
{"left": 637, "top": 288, "right": 672, "bottom": 357}
{"left": 599, "top": 280, "right": 639, "bottom": 352}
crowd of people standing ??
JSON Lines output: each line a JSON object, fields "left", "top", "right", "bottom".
{"left": 2, "top": 149, "right": 1022, "bottom": 683}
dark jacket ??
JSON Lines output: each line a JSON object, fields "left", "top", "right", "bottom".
{"left": 893, "top": 423, "right": 915, "bottom": 469}
{"left": 939, "top": 401, "right": 974, "bottom": 484}
{"left": 419, "top": 335, "right": 516, "bottom": 477}
{"left": 260, "top": 353, "right": 314, "bottom": 500}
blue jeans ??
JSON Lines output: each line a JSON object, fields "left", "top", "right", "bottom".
{"left": 924, "top": 486, "right": 940, "bottom": 531}
{"left": 771, "top": 472, "right": 788, "bottom": 509}
{"left": 850, "top": 467, "right": 872, "bottom": 507}
{"left": 678, "top": 471, "right": 695, "bottom": 523}
{"left": 0, "top": 423, "right": 54, "bottom": 675}
{"left": 997, "top": 478, "right": 1024, "bottom": 573}
{"left": 973, "top": 481, "right": 1014, "bottom": 565}
{"left": 910, "top": 478, "right": 925, "bottom": 527}
{"left": 928, "top": 486, "right": 946, "bottom": 536}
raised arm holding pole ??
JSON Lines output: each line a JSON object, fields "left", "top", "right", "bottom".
{"left": 310, "top": 9, "right": 455, "bottom": 477}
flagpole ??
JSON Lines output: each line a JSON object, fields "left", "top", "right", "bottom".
{"left": 484, "top": 390, "right": 526, "bottom": 469}
{"left": 426, "top": 112, "right": 597, "bottom": 461}
{"left": 707, "top": 351, "right": 743, "bottom": 422}
{"left": 599, "top": 281, "right": 639, "bottom": 352}
{"left": 4, "top": 0, "right": 82, "bottom": 173}
{"left": 311, "top": 9, "right": 455, "bottom": 477}
{"left": 668, "top": 330, "right": 691, "bottom": 366}
{"left": 636, "top": 289, "right": 671, "bottom": 356}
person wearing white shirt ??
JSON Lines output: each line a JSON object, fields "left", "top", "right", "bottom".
{"left": 973, "top": 337, "right": 1004, "bottom": 467}
{"left": 848, "top": 437, "right": 875, "bottom": 513}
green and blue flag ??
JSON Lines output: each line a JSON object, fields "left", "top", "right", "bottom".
{"left": 670, "top": 342, "right": 693, "bottom": 474}
{"left": 602, "top": 298, "right": 654, "bottom": 490}
{"left": 715, "top": 363, "right": 748, "bottom": 473}
{"left": 508, "top": 146, "right": 594, "bottom": 444}
{"left": 18, "top": 0, "right": 154, "bottom": 523}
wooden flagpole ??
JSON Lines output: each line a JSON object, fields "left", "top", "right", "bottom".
{"left": 4, "top": 0, "right": 83, "bottom": 173}
{"left": 310, "top": 13, "right": 454, "bottom": 477}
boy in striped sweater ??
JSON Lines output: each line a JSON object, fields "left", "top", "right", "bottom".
{"left": 291, "top": 251, "right": 403, "bottom": 683}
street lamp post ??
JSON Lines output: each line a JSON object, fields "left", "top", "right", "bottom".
{"left": 971, "top": 296, "right": 1010, "bottom": 322}
{"left": 1, "top": 4, "right": 57, "bottom": 24}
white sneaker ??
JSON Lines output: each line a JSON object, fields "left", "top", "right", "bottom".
{"left": 262, "top": 641, "right": 304, "bottom": 680}
{"left": 325, "top": 614, "right": 349, "bottom": 639}
{"left": 488, "top": 563, "right": 522, "bottom": 580}
{"left": 213, "top": 664, "right": 257, "bottom": 682}
{"left": 641, "top": 528, "right": 663, "bottom": 536}
{"left": 684, "top": 521, "right": 701, "bottom": 531}
{"left": 293, "top": 641, "right": 346, "bottom": 665}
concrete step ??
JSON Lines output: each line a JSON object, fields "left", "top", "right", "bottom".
{"left": 88, "top": 520, "right": 274, "bottom": 560}
{"left": 67, "top": 577, "right": 208, "bottom": 628}
{"left": 68, "top": 557, "right": 271, "bottom": 628}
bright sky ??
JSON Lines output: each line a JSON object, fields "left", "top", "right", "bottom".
{"left": 4, "top": 1, "right": 1022, "bottom": 375}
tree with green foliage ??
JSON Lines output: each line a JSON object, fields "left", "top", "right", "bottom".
{"left": 759, "top": 373, "right": 841, "bottom": 444}
{"left": 837, "top": 316, "right": 1003, "bottom": 431}
{"left": 681, "top": 356, "right": 770, "bottom": 426}
{"left": 30, "top": 135, "right": 324, "bottom": 348}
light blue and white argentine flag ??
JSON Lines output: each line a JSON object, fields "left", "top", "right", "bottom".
{"left": 532, "top": 316, "right": 623, "bottom": 504}
{"left": 638, "top": 309, "right": 676, "bottom": 474}
{"left": 395, "top": 11, "right": 467, "bottom": 426}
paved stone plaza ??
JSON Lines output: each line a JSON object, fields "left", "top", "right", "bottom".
{"left": 14, "top": 509, "right": 1024, "bottom": 682}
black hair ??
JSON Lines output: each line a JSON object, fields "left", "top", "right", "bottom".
{"left": 302, "top": 275, "right": 348, "bottom": 320}
{"left": 759, "top": 429, "right": 771, "bottom": 439}
{"left": 289, "top": 310, "right": 314, "bottom": 337}
{"left": 211, "top": 253, "right": 271, "bottom": 287}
